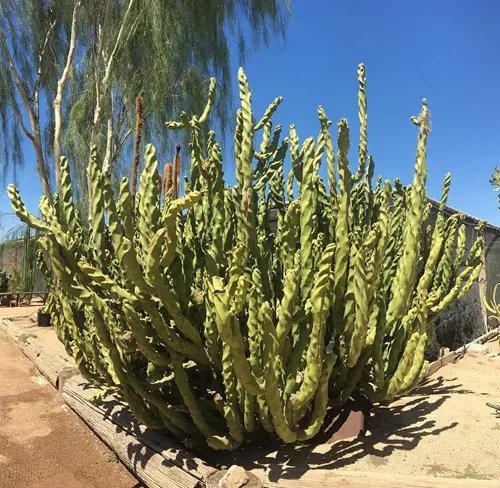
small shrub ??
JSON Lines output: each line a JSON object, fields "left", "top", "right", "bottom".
{"left": 0, "top": 271, "right": 9, "bottom": 293}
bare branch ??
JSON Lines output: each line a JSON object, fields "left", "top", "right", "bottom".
{"left": 116, "top": 126, "right": 133, "bottom": 153}
{"left": 34, "top": 18, "right": 57, "bottom": 108}
{"left": 7, "top": 92, "right": 35, "bottom": 143}
{"left": 92, "top": 0, "right": 137, "bottom": 146}
{"left": 107, "top": 125, "right": 133, "bottom": 175}
{"left": 124, "top": 10, "right": 143, "bottom": 46}
{"left": 102, "top": 116, "right": 113, "bottom": 174}
{"left": 53, "top": 0, "right": 82, "bottom": 188}
{"left": 0, "top": 32, "right": 37, "bottom": 129}
{"left": 102, "top": 90, "right": 114, "bottom": 174}
{"left": 0, "top": 32, "right": 52, "bottom": 199}
{"left": 101, "top": 0, "right": 136, "bottom": 88}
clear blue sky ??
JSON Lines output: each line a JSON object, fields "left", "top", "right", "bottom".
{"left": 1, "top": 0, "right": 500, "bottom": 233}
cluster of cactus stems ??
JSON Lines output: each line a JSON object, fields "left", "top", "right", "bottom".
{"left": 9, "top": 65, "right": 484, "bottom": 450}
{"left": 481, "top": 282, "right": 500, "bottom": 337}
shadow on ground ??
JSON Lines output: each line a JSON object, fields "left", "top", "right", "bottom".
{"left": 84, "top": 385, "right": 205, "bottom": 476}
{"left": 86, "top": 375, "right": 461, "bottom": 483}
{"left": 202, "top": 376, "right": 461, "bottom": 482}
{"left": 487, "top": 402, "right": 500, "bottom": 418}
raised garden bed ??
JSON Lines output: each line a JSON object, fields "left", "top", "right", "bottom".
{"left": 1, "top": 316, "right": 499, "bottom": 488}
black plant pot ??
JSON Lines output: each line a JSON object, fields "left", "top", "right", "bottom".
{"left": 37, "top": 312, "right": 51, "bottom": 327}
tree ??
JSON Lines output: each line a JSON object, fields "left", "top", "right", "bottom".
{"left": 0, "top": 0, "right": 291, "bottom": 213}
{"left": 0, "top": 0, "right": 72, "bottom": 198}
{"left": 490, "top": 167, "right": 500, "bottom": 193}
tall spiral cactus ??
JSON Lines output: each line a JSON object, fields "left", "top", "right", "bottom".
{"left": 8, "top": 64, "right": 484, "bottom": 449}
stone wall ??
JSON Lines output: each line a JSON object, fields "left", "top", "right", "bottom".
{"left": 429, "top": 200, "right": 500, "bottom": 354}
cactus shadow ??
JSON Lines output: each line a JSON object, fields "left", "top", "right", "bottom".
{"left": 409, "top": 375, "right": 474, "bottom": 396}
{"left": 487, "top": 402, "right": 500, "bottom": 418}
{"left": 91, "top": 396, "right": 205, "bottom": 475}
{"left": 87, "top": 378, "right": 463, "bottom": 482}
{"left": 214, "top": 380, "right": 462, "bottom": 482}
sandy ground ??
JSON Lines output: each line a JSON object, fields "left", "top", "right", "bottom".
{"left": 0, "top": 329, "right": 141, "bottom": 488}
{"left": 0, "top": 304, "right": 41, "bottom": 319}
{"left": 4, "top": 307, "right": 68, "bottom": 357}
{"left": 208, "top": 337, "right": 500, "bottom": 482}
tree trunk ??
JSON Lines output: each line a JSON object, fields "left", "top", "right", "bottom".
{"left": 87, "top": 165, "right": 93, "bottom": 227}
{"left": 33, "top": 128, "right": 52, "bottom": 201}
{"left": 53, "top": 97, "right": 63, "bottom": 187}
{"left": 0, "top": 33, "right": 52, "bottom": 201}
{"left": 53, "top": 0, "right": 82, "bottom": 190}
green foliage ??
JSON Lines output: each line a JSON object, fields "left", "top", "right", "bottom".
{"left": 490, "top": 166, "right": 500, "bottom": 207}
{"left": 8, "top": 265, "right": 22, "bottom": 293}
{"left": 0, "top": 0, "right": 291, "bottom": 202}
{"left": 22, "top": 225, "right": 37, "bottom": 292}
{"left": 8, "top": 64, "right": 484, "bottom": 449}
{"left": 0, "top": 271, "right": 9, "bottom": 292}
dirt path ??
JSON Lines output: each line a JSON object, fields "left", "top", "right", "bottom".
{"left": 0, "top": 330, "right": 141, "bottom": 488}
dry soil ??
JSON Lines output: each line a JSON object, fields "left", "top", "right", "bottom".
{"left": 0, "top": 328, "right": 141, "bottom": 488}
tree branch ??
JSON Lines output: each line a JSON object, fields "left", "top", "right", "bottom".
{"left": 101, "top": 115, "right": 113, "bottom": 174}
{"left": 101, "top": 0, "right": 136, "bottom": 88}
{"left": 0, "top": 32, "right": 37, "bottom": 130}
{"left": 92, "top": 0, "right": 136, "bottom": 146}
{"left": 53, "top": 0, "right": 82, "bottom": 188}
{"left": 8, "top": 92, "right": 35, "bottom": 143}
{"left": 106, "top": 124, "right": 133, "bottom": 175}
{"left": 0, "top": 31, "right": 52, "bottom": 200}
{"left": 102, "top": 90, "right": 114, "bottom": 174}
{"left": 124, "top": 10, "right": 143, "bottom": 46}
{"left": 34, "top": 18, "right": 57, "bottom": 109}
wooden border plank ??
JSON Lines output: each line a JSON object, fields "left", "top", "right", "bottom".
{"left": 19, "top": 336, "right": 74, "bottom": 387}
{"left": 427, "top": 327, "right": 500, "bottom": 376}
{"left": 63, "top": 374, "right": 217, "bottom": 482}
{"left": 0, "top": 317, "right": 33, "bottom": 343}
{"left": 261, "top": 468, "right": 500, "bottom": 487}
{"left": 1, "top": 318, "right": 73, "bottom": 387}
{"left": 62, "top": 377, "right": 199, "bottom": 488}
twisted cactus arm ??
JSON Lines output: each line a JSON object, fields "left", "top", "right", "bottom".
{"left": 88, "top": 147, "right": 107, "bottom": 266}
{"left": 255, "top": 97, "right": 283, "bottom": 130}
{"left": 136, "top": 144, "right": 161, "bottom": 260}
{"left": 59, "top": 157, "right": 80, "bottom": 233}
{"left": 276, "top": 267, "right": 300, "bottom": 350}
{"left": 347, "top": 246, "right": 369, "bottom": 367}
{"left": 352, "top": 64, "right": 368, "bottom": 183}
{"left": 299, "top": 137, "right": 318, "bottom": 302}
{"left": 199, "top": 77, "right": 216, "bottom": 124}
{"left": 211, "top": 274, "right": 262, "bottom": 397}
{"left": 8, "top": 185, "right": 48, "bottom": 231}
{"left": 260, "top": 301, "right": 297, "bottom": 442}
{"left": 386, "top": 100, "right": 429, "bottom": 329}
{"left": 330, "top": 119, "right": 352, "bottom": 336}
{"left": 289, "top": 243, "right": 335, "bottom": 424}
